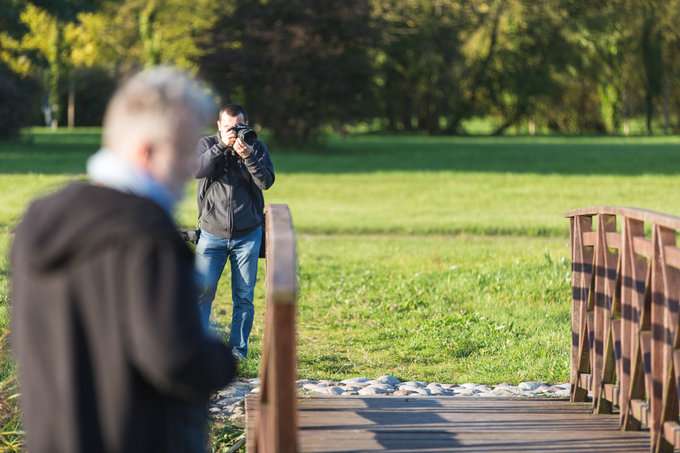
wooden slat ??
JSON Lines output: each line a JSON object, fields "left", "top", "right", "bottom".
{"left": 630, "top": 399, "right": 649, "bottom": 427}
{"left": 640, "top": 332, "right": 652, "bottom": 374}
{"left": 602, "top": 383, "right": 620, "bottom": 406}
{"left": 578, "top": 373, "right": 593, "bottom": 394}
{"left": 633, "top": 236, "right": 653, "bottom": 259}
{"left": 673, "top": 349, "right": 680, "bottom": 393}
{"left": 611, "top": 319, "right": 622, "bottom": 361}
{"left": 663, "top": 421, "right": 680, "bottom": 449}
{"left": 605, "top": 232, "right": 622, "bottom": 250}
{"left": 285, "top": 396, "right": 652, "bottom": 453}
{"left": 583, "top": 231, "right": 597, "bottom": 247}
{"left": 664, "top": 245, "right": 680, "bottom": 270}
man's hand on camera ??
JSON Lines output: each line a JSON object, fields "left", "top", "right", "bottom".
{"left": 220, "top": 129, "right": 238, "bottom": 148}
{"left": 233, "top": 138, "right": 253, "bottom": 158}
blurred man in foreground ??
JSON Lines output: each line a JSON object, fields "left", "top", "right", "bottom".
{"left": 10, "top": 67, "right": 236, "bottom": 453}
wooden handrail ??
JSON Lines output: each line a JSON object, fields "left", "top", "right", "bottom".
{"left": 566, "top": 206, "right": 680, "bottom": 453}
{"left": 566, "top": 206, "right": 680, "bottom": 230}
{"left": 247, "top": 204, "right": 298, "bottom": 453}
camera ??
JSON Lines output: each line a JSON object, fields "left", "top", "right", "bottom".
{"left": 180, "top": 228, "right": 200, "bottom": 244}
{"left": 230, "top": 123, "right": 257, "bottom": 146}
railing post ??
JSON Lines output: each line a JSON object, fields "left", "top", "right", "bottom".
{"left": 650, "top": 226, "right": 676, "bottom": 453}
{"left": 620, "top": 217, "right": 645, "bottom": 429}
{"left": 593, "top": 214, "right": 618, "bottom": 413}
{"left": 570, "top": 214, "right": 593, "bottom": 402}
{"left": 247, "top": 204, "right": 297, "bottom": 453}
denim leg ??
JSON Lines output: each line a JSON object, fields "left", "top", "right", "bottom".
{"left": 194, "top": 231, "right": 229, "bottom": 330}
{"left": 228, "top": 227, "right": 261, "bottom": 358}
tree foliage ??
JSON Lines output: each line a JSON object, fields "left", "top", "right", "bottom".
{"left": 3, "top": 0, "right": 680, "bottom": 140}
{"left": 199, "top": 0, "right": 378, "bottom": 143}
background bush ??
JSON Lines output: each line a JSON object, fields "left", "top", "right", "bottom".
{"left": 0, "top": 62, "right": 41, "bottom": 139}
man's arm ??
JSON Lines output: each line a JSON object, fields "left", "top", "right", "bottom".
{"left": 241, "top": 141, "right": 275, "bottom": 190}
{"left": 194, "top": 135, "right": 228, "bottom": 180}
{"left": 122, "top": 235, "right": 236, "bottom": 402}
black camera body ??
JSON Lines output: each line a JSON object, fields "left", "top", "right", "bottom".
{"left": 230, "top": 123, "right": 257, "bottom": 146}
{"left": 180, "top": 228, "right": 200, "bottom": 244}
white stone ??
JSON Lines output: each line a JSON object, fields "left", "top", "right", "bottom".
{"left": 340, "top": 377, "right": 372, "bottom": 385}
{"left": 339, "top": 385, "right": 361, "bottom": 392}
{"left": 397, "top": 385, "right": 422, "bottom": 393}
{"left": 414, "top": 388, "right": 431, "bottom": 395}
{"left": 452, "top": 390, "right": 475, "bottom": 397}
{"left": 490, "top": 388, "right": 509, "bottom": 395}
{"left": 319, "top": 386, "right": 345, "bottom": 395}
{"left": 473, "top": 384, "right": 493, "bottom": 392}
{"left": 358, "top": 386, "right": 388, "bottom": 395}
{"left": 518, "top": 381, "right": 545, "bottom": 391}
{"left": 373, "top": 375, "right": 401, "bottom": 386}
{"left": 428, "top": 388, "right": 447, "bottom": 395}
{"left": 401, "top": 381, "right": 427, "bottom": 388}
{"left": 366, "top": 383, "right": 394, "bottom": 391}
{"left": 475, "top": 392, "right": 499, "bottom": 397}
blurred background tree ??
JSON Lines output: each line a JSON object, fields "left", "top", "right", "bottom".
{"left": 2, "top": 0, "right": 680, "bottom": 141}
{"left": 199, "top": 0, "right": 378, "bottom": 143}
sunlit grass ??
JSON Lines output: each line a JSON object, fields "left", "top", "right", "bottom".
{"left": 2, "top": 129, "right": 680, "bottom": 450}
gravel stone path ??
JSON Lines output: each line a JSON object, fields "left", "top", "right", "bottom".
{"left": 211, "top": 376, "right": 571, "bottom": 428}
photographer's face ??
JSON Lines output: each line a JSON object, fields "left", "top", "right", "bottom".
{"left": 217, "top": 112, "right": 246, "bottom": 146}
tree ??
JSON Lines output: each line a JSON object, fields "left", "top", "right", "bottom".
{"left": 199, "top": 0, "right": 378, "bottom": 143}
{"left": 0, "top": 60, "right": 40, "bottom": 138}
{"left": 370, "top": 0, "right": 497, "bottom": 134}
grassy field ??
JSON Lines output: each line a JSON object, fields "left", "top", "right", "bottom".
{"left": 2, "top": 129, "right": 680, "bottom": 449}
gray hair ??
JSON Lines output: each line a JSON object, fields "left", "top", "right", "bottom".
{"left": 102, "top": 66, "right": 214, "bottom": 153}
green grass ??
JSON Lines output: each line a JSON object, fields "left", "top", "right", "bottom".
{"left": 2, "top": 128, "right": 680, "bottom": 449}
{"left": 292, "top": 234, "right": 571, "bottom": 383}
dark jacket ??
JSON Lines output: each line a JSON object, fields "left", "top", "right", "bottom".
{"left": 10, "top": 183, "right": 236, "bottom": 453}
{"left": 194, "top": 132, "right": 275, "bottom": 238}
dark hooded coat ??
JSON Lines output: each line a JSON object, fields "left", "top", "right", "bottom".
{"left": 10, "top": 183, "right": 236, "bottom": 453}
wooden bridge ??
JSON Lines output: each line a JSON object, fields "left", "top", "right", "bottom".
{"left": 245, "top": 204, "right": 680, "bottom": 452}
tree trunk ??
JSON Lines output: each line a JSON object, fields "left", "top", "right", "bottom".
{"left": 664, "top": 79, "right": 670, "bottom": 135}
{"left": 48, "top": 18, "right": 64, "bottom": 130}
{"left": 492, "top": 107, "right": 526, "bottom": 136}
{"left": 68, "top": 76, "right": 75, "bottom": 129}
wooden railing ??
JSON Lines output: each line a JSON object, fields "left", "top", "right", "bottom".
{"left": 566, "top": 206, "right": 680, "bottom": 453}
{"left": 246, "top": 204, "right": 298, "bottom": 453}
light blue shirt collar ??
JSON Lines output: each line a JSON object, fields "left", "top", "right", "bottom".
{"left": 86, "top": 148, "right": 177, "bottom": 215}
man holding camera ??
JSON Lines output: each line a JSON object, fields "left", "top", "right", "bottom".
{"left": 194, "top": 104, "right": 275, "bottom": 359}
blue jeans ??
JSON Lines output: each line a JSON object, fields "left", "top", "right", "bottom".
{"left": 194, "top": 228, "right": 261, "bottom": 359}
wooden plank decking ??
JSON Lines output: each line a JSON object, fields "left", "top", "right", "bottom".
{"left": 247, "top": 395, "right": 651, "bottom": 452}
